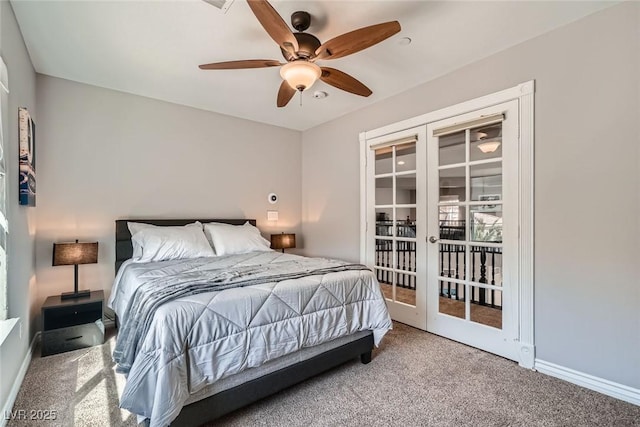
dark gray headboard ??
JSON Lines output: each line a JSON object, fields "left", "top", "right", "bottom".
{"left": 115, "top": 219, "right": 257, "bottom": 274}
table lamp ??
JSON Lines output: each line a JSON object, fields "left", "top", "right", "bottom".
{"left": 270, "top": 233, "right": 296, "bottom": 253}
{"left": 52, "top": 240, "right": 98, "bottom": 300}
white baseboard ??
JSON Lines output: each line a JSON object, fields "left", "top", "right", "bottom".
{"left": 0, "top": 332, "right": 40, "bottom": 427}
{"left": 535, "top": 359, "right": 639, "bottom": 406}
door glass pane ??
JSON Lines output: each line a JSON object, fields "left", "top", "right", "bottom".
{"left": 469, "top": 245, "right": 504, "bottom": 285}
{"left": 470, "top": 287, "right": 502, "bottom": 329}
{"left": 395, "top": 208, "right": 415, "bottom": 238}
{"left": 470, "top": 123, "right": 502, "bottom": 162}
{"left": 375, "top": 239, "right": 393, "bottom": 268}
{"left": 439, "top": 281, "right": 465, "bottom": 319}
{"left": 396, "top": 240, "right": 416, "bottom": 272}
{"left": 470, "top": 206, "right": 502, "bottom": 243}
{"left": 440, "top": 166, "right": 466, "bottom": 202}
{"left": 375, "top": 208, "right": 393, "bottom": 236}
{"left": 439, "top": 205, "right": 466, "bottom": 241}
{"left": 375, "top": 177, "right": 393, "bottom": 205}
{"left": 438, "top": 243, "right": 465, "bottom": 282}
{"left": 470, "top": 162, "right": 502, "bottom": 202}
{"left": 396, "top": 142, "right": 416, "bottom": 172}
{"left": 395, "top": 173, "right": 415, "bottom": 206}
{"left": 467, "top": 246, "right": 503, "bottom": 287}
{"left": 374, "top": 147, "right": 392, "bottom": 175}
{"left": 376, "top": 268, "right": 393, "bottom": 300}
{"left": 438, "top": 130, "right": 465, "bottom": 166}
{"left": 395, "top": 277, "right": 416, "bottom": 306}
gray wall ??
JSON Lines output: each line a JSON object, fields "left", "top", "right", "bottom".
{"left": 0, "top": 0, "right": 37, "bottom": 412}
{"left": 301, "top": 3, "right": 639, "bottom": 388}
{"left": 35, "top": 75, "right": 302, "bottom": 309}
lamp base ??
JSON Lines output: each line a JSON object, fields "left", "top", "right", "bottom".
{"left": 61, "top": 289, "right": 91, "bottom": 300}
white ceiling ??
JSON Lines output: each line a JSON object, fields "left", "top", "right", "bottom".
{"left": 11, "top": 0, "right": 615, "bottom": 131}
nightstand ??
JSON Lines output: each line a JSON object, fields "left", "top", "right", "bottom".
{"left": 41, "top": 290, "right": 105, "bottom": 356}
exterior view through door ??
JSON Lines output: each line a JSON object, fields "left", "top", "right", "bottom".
{"left": 361, "top": 82, "right": 534, "bottom": 366}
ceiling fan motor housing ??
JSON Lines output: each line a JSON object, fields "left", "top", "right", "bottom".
{"left": 281, "top": 32, "right": 321, "bottom": 61}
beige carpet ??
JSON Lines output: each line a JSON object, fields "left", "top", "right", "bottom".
{"left": 8, "top": 328, "right": 137, "bottom": 427}
{"left": 8, "top": 323, "right": 640, "bottom": 427}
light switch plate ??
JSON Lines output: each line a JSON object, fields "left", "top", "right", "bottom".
{"left": 267, "top": 210, "right": 279, "bottom": 221}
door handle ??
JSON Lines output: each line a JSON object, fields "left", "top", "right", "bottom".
{"left": 428, "top": 236, "right": 438, "bottom": 243}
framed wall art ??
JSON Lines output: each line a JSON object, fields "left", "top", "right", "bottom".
{"left": 18, "top": 107, "right": 35, "bottom": 206}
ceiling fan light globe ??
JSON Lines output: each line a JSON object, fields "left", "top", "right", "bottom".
{"left": 280, "top": 61, "right": 321, "bottom": 92}
{"left": 477, "top": 140, "right": 501, "bottom": 153}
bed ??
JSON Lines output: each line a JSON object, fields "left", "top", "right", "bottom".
{"left": 110, "top": 219, "right": 392, "bottom": 427}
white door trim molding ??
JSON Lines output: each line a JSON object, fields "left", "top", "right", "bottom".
{"left": 360, "top": 80, "right": 535, "bottom": 368}
{"left": 363, "top": 81, "right": 534, "bottom": 141}
{"left": 359, "top": 132, "right": 367, "bottom": 265}
{"left": 517, "top": 85, "right": 535, "bottom": 368}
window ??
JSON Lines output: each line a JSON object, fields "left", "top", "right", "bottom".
{"left": 439, "top": 195, "right": 460, "bottom": 221}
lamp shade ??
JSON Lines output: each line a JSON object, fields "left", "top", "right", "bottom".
{"left": 52, "top": 241, "right": 98, "bottom": 266}
{"left": 271, "top": 233, "right": 296, "bottom": 251}
{"left": 280, "top": 61, "right": 321, "bottom": 91}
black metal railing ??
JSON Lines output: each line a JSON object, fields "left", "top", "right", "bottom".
{"left": 375, "top": 222, "right": 416, "bottom": 290}
{"left": 439, "top": 220, "right": 465, "bottom": 240}
{"left": 438, "top": 244, "right": 502, "bottom": 309}
{"left": 375, "top": 238, "right": 416, "bottom": 290}
{"left": 374, "top": 220, "right": 502, "bottom": 309}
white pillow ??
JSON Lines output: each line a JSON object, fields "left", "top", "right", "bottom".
{"left": 128, "top": 222, "right": 215, "bottom": 262}
{"left": 127, "top": 222, "right": 157, "bottom": 259}
{"left": 203, "top": 222, "right": 272, "bottom": 256}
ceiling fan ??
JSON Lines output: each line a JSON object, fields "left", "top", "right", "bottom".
{"left": 199, "top": 0, "right": 401, "bottom": 107}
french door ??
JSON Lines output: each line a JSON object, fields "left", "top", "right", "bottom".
{"left": 362, "top": 82, "right": 534, "bottom": 366}
{"left": 364, "top": 126, "right": 427, "bottom": 329}
{"left": 426, "top": 100, "right": 519, "bottom": 361}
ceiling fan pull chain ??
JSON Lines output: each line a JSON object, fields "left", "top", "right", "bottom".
{"left": 299, "top": 90, "right": 303, "bottom": 107}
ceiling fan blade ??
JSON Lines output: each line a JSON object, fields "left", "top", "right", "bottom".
{"left": 277, "top": 80, "right": 297, "bottom": 107}
{"left": 320, "top": 67, "right": 372, "bottom": 97}
{"left": 247, "top": 0, "right": 299, "bottom": 57}
{"left": 315, "top": 21, "right": 401, "bottom": 61}
{"left": 199, "top": 59, "right": 282, "bottom": 70}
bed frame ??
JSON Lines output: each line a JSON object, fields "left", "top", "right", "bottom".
{"left": 114, "top": 218, "right": 374, "bottom": 426}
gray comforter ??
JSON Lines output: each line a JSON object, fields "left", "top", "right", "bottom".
{"left": 109, "top": 252, "right": 392, "bottom": 427}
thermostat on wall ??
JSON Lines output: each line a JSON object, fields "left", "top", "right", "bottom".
{"left": 268, "top": 193, "right": 278, "bottom": 204}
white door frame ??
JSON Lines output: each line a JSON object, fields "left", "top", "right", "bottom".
{"left": 360, "top": 81, "right": 535, "bottom": 368}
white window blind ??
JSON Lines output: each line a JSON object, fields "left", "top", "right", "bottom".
{"left": 370, "top": 135, "right": 418, "bottom": 152}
